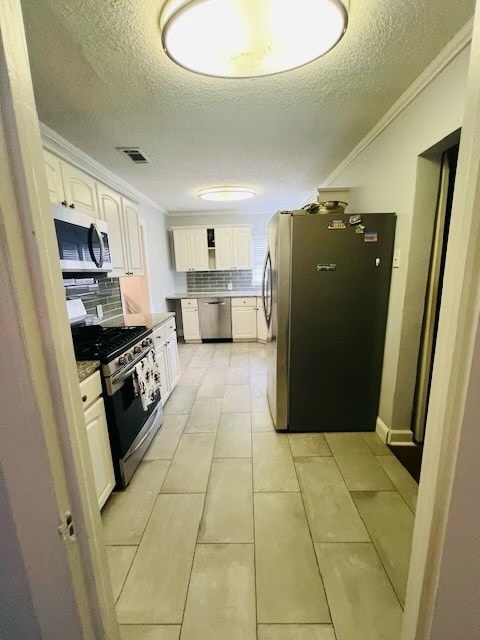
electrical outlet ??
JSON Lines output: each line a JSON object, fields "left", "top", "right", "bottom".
{"left": 393, "top": 249, "right": 401, "bottom": 269}
{"left": 96, "top": 304, "right": 104, "bottom": 319}
{"left": 227, "top": 282, "right": 233, "bottom": 291}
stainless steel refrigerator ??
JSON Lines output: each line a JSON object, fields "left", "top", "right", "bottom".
{"left": 262, "top": 210, "right": 396, "bottom": 432}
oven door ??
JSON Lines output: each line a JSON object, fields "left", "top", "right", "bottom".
{"left": 106, "top": 373, "right": 161, "bottom": 460}
{"left": 53, "top": 205, "right": 112, "bottom": 273}
{"left": 103, "top": 363, "right": 162, "bottom": 487}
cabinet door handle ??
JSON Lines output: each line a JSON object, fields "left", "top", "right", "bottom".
{"left": 69, "top": 203, "right": 75, "bottom": 209}
{"left": 61, "top": 200, "right": 68, "bottom": 207}
{"left": 82, "top": 395, "right": 88, "bottom": 403}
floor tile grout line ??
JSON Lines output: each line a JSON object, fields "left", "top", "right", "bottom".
{"left": 324, "top": 432, "right": 396, "bottom": 492}
{"left": 179, "top": 359, "right": 219, "bottom": 628}
{"left": 286, "top": 435, "right": 336, "bottom": 634}
{"left": 323, "top": 437, "right": 410, "bottom": 607}
{"left": 320, "top": 444, "right": 374, "bottom": 547}
{"left": 112, "top": 345, "right": 406, "bottom": 637}
{"left": 119, "top": 623, "right": 181, "bottom": 627}
{"left": 251, "top": 406, "right": 259, "bottom": 640}
{"left": 175, "top": 342, "right": 209, "bottom": 630}
{"left": 352, "top": 498, "right": 406, "bottom": 611}
{"left": 374, "top": 455, "right": 418, "bottom": 516}
{"left": 106, "top": 412, "right": 192, "bottom": 598}
{"left": 196, "top": 541, "right": 255, "bottom": 545}
{"left": 106, "top": 545, "right": 138, "bottom": 605}
{"left": 114, "top": 456, "right": 173, "bottom": 605}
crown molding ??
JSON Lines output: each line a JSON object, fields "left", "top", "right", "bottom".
{"left": 40, "top": 123, "right": 167, "bottom": 214}
{"left": 301, "top": 17, "right": 474, "bottom": 204}
{"left": 165, "top": 209, "right": 273, "bottom": 217}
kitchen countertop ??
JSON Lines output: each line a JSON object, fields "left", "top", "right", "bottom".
{"left": 101, "top": 312, "right": 176, "bottom": 330}
{"left": 166, "top": 290, "right": 262, "bottom": 299}
{"left": 77, "top": 360, "right": 100, "bottom": 382}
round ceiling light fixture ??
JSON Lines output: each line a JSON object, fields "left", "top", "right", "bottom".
{"left": 197, "top": 186, "right": 257, "bottom": 202}
{"left": 160, "top": 0, "right": 349, "bottom": 78}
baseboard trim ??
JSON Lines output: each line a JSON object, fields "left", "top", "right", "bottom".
{"left": 376, "top": 417, "right": 414, "bottom": 445}
{"left": 375, "top": 417, "right": 390, "bottom": 443}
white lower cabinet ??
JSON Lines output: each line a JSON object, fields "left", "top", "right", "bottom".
{"left": 80, "top": 372, "right": 115, "bottom": 509}
{"left": 232, "top": 298, "right": 257, "bottom": 341}
{"left": 166, "top": 332, "right": 180, "bottom": 388}
{"left": 256, "top": 297, "right": 267, "bottom": 342}
{"left": 153, "top": 317, "right": 180, "bottom": 405}
{"left": 156, "top": 345, "right": 169, "bottom": 403}
{"left": 181, "top": 300, "right": 201, "bottom": 342}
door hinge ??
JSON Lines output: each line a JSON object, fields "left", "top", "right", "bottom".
{"left": 58, "top": 510, "right": 76, "bottom": 543}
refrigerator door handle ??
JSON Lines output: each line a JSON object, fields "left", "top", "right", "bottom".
{"left": 262, "top": 251, "right": 272, "bottom": 327}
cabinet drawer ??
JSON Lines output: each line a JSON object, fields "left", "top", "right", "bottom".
{"left": 153, "top": 324, "right": 166, "bottom": 345}
{"left": 181, "top": 298, "right": 198, "bottom": 309}
{"left": 164, "top": 318, "right": 176, "bottom": 337}
{"left": 80, "top": 370, "right": 102, "bottom": 410}
{"left": 231, "top": 297, "right": 257, "bottom": 307}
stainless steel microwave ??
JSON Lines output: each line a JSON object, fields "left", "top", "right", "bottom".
{"left": 53, "top": 205, "right": 113, "bottom": 273}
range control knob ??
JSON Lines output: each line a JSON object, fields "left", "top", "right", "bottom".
{"left": 142, "top": 339, "right": 150, "bottom": 348}
{"left": 118, "top": 356, "right": 126, "bottom": 366}
{"left": 133, "top": 346, "right": 142, "bottom": 354}
{"left": 126, "top": 353, "right": 133, "bottom": 362}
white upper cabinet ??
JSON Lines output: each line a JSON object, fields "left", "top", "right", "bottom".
{"left": 43, "top": 149, "right": 145, "bottom": 277}
{"left": 172, "top": 228, "right": 209, "bottom": 272}
{"left": 190, "top": 228, "right": 210, "bottom": 271}
{"left": 60, "top": 162, "right": 99, "bottom": 216}
{"left": 96, "top": 184, "right": 127, "bottom": 277}
{"left": 122, "top": 198, "right": 143, "bottom": 275}
{"left": 215, "top": 227, "right": 235, "bottom": 270}
{"left": 43, "top": 149, "right": 64, "bottom": 204}
{"left": 233, "top": 227, "right": 252, "bottom": 269}
{"left": 214, "top": 226, "right": 252, "bottom": 270}
{"left": 171, "top": 226, "right": 251, "bottom": 272}
{"left": 173, "top": 228, "right": 192, "bottom": 272}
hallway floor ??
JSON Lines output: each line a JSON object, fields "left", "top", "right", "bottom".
{"left": 102, "top": 342, "right": 418, "bottom": 640}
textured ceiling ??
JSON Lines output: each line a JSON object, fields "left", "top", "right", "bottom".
{"left": 21, "top": 0, "right": 474, "bottom": 214}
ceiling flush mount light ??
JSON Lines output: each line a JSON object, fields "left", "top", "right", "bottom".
{"left": 160, "top": 0, "right": 349, "bottom": 78}
{"left": 197, "top": 187, "right": 256, "bottom": 202}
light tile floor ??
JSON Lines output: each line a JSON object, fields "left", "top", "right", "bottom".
{"left": 103, "top": 342, "right": 418, "bottom": 640}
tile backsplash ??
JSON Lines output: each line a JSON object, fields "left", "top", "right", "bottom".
{"left": 64, "top": 275, "right": 123, "bottom": 320}
{"left": 187, "top": 270, "right": 255, "bottom": 292}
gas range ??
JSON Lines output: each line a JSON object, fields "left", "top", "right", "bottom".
{"left": 72, "top": 325, "right": 154, "bottom": 378}
{"left": 71, "top": 322, "right": 163, "bottom": 489}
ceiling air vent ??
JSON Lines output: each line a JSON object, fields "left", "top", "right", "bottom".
{"left": 117, "top": 147, "right": 150, "bottom": 164}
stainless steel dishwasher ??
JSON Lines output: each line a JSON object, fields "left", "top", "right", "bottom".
{"left": 198, "top": 297, "right": 232, "bottom": 340}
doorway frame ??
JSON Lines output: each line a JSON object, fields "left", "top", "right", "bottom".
{"left": 393, "top": 131, "right": 462, "bottom": 443}
{"left": 1, "top": 1, "right": 479, "bottom": 639}
{"left": 0, "top": 1, "right": 119, "bottom": 638}
{"left": 402, "top": 6, "right": 480, "bottom": 637}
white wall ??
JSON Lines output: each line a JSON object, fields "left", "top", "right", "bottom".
{"left": 166, "top": 212, "right": 272, "bottom": 292}
{"left": 137, "top": 203, "right": 175, "bottom": 312}
{"left": 327, "top": 46, "right": 471, "bottom": 429}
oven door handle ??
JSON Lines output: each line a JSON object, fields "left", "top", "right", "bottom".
{"left": 110, "top": 349, "right": 151, "bottom": 384}
{"left": 124, "top": 416, "right": 158, "bottom": 462}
